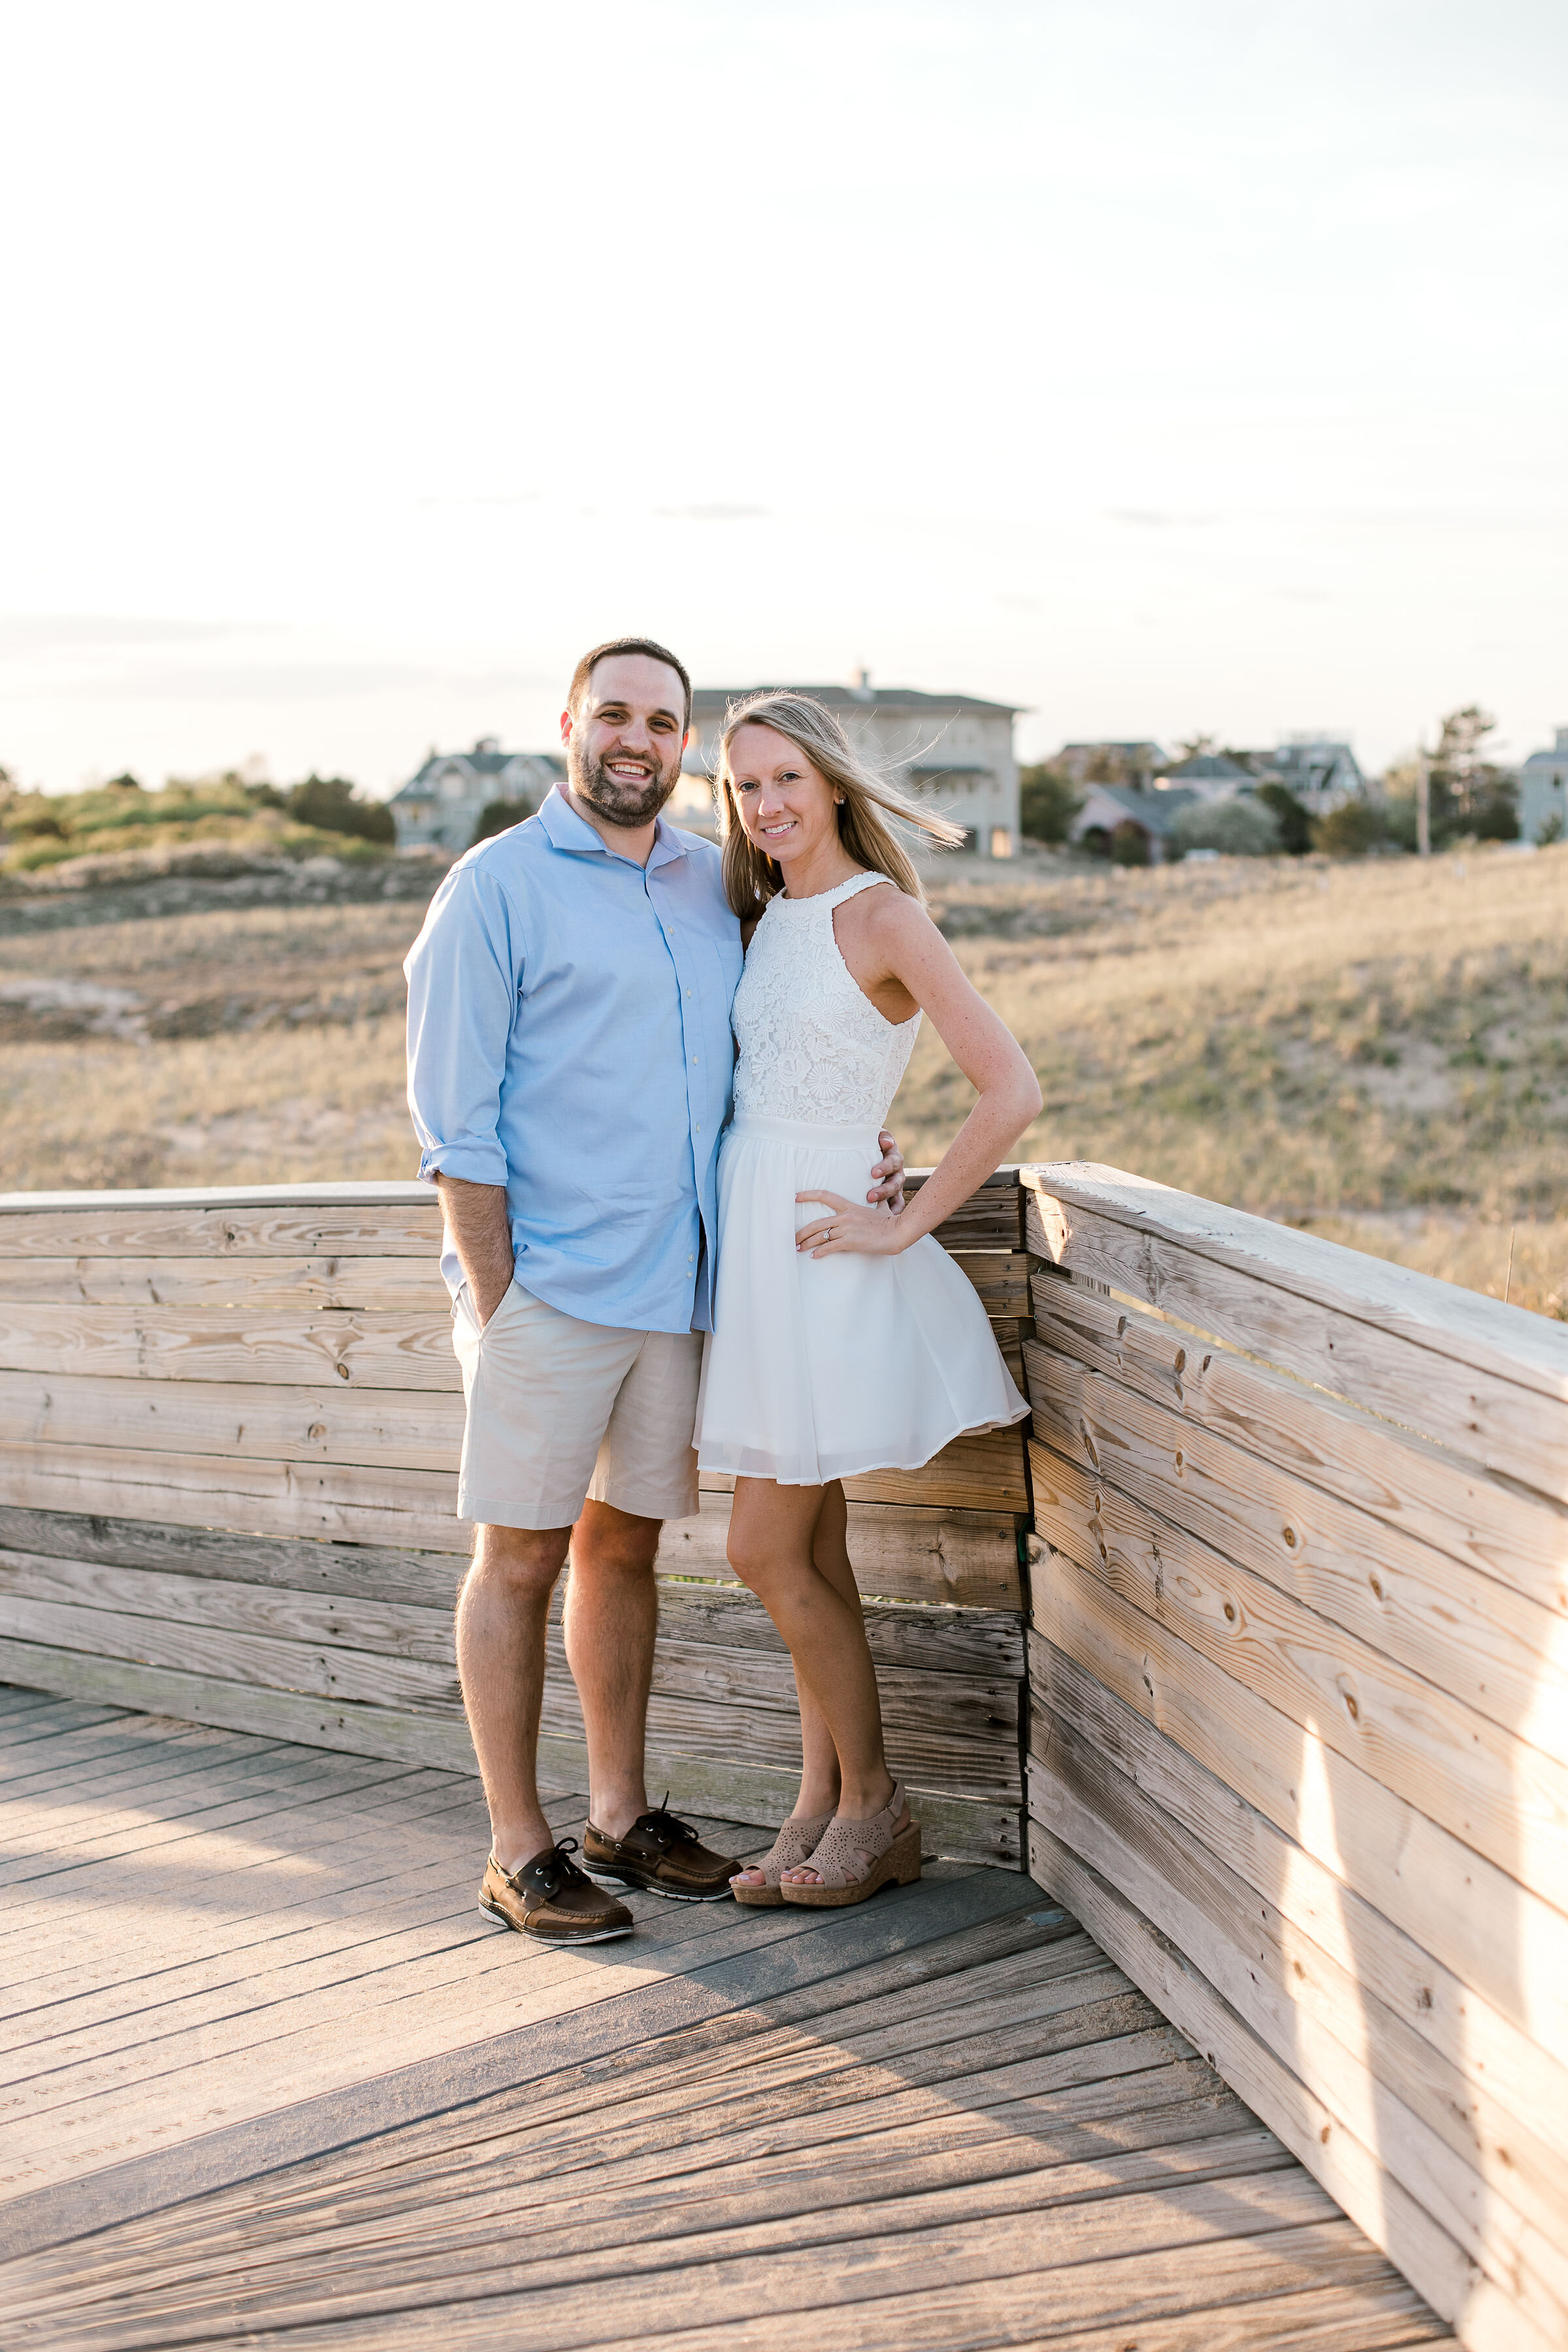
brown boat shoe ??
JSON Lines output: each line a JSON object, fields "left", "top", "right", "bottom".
{"left": 479, "top": 1838, "right": 636, "bottom": 1944}
{"left": 582, "top": 1800, "right": 740, "bottom": 1902}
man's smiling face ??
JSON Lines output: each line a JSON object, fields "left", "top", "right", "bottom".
{"left": 562, "top": 653, "right": 689, "bottom": 830}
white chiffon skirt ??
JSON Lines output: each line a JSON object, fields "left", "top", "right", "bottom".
{"left": 694, "top": 1113, "right": 1029, "bottom": 1486}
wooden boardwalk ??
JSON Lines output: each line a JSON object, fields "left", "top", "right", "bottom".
{"left": 0, "top": 1687, "right": 1452, "bottom": 2351}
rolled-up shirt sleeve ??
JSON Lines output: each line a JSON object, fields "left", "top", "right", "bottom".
{"left": 404, "top": 864, "right": 520, "bottom": 1190}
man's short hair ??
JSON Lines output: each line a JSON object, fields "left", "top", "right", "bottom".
{"left": 568, "top": 637, "right": 692, "bottom": 735}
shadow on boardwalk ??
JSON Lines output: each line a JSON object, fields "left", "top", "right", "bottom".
{"left": 0, "top": 1690, "right": 1450, "bottom": 2351}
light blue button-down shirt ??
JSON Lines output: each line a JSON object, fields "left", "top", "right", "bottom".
{"left": 404, "top": 786, "right": 743, "bottom": 1335}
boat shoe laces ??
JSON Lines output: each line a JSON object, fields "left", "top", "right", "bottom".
{"left": 514, "top": 1837, "right": 593, "bottom": 1898}
{"left": 634, "top": 1798, "right": 702, "bottom": 1852}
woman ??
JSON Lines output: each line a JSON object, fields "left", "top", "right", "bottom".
{"left": 694, "top": 692, "right": 1041, "bottom": 1908}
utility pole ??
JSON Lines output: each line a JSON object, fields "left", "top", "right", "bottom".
{"left": 1416, "top": 760, "right": 1431, "bottom": 858}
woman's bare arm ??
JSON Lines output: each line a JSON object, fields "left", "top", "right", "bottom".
{"left": 796, "top": 890, "right": 1041, "bottom": 1256}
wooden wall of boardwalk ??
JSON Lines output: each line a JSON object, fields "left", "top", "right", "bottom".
{"left": 1, "top": 1160, "right": 1565, "bottom": 2352}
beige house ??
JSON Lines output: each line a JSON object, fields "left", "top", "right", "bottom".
{"left": 676, "top": 673, "right": 1022, "bottom": 857}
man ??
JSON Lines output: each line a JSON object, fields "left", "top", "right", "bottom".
{"left": 404, "top": 638, "right": 905, "bottom": 1944}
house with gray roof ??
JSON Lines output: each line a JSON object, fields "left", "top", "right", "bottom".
{"left": 1518, "top": 727, "right": 1568, "bottom": 844}
{"left": 1254, "top": 738, "right": 1367, "bottom": 814}
{"left": 388, "top": 739, "right": 567, "bottom": 853}
{"left": 1154, "top": 753, "right": 1256, "bottom": 800}
{"left": 1070, "top": 783, "right": 1201, "bottom": 864}
{"left": 678, "top": 673, "right": 1022, "bottom": 857}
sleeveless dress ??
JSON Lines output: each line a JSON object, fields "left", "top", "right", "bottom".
{"left": 694, "top": 871, "right": 1029, "bottom": 1486}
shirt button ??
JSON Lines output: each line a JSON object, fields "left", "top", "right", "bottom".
{"left": 691, "top": 1055, "right": 698, "bottom": 1066}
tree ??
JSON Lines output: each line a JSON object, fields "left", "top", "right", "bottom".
{"left": 1017, "top": 762, "right": 1083, "bottom": 845}
{"left": 1172, "top": 797, "right": 1281, "bottom": 858}
{"left": 1424, "top": 706, "right": 1517, "bottom": 845}
{"left": 286, "top": 774, "right": 395, "bottom": 845}
{"left": 471, "top": 797, "right": 534, "bottom": 846}
{"left": 1175, "top": 731, "right": 1218, "bottom": 762}
{"left": 1254, "top": 781, "right": 1314, "bottom": 855}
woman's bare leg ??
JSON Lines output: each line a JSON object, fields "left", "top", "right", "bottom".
{"left": 730, "top": 1482, "right": 846, "bottom": 1888}
{"left": 727, "top": 1475, "right": 908, "bottom": 1884}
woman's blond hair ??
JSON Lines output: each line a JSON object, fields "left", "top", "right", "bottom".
{"left": 715, "top": 691, "right": 966, "bottom": 917}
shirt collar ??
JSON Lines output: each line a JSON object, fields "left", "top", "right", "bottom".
{"left": 538, "top": 783, "right": 689, "bottom": 870}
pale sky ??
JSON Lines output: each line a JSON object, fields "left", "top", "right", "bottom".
{"left": 1, "top": 0, "right": 1563, "bottom": 794}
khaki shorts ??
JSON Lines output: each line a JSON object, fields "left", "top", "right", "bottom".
{"left": 451, "top": 1280, "right": 702, "bottom": 1531}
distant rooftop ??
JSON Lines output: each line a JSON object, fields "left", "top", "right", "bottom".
{"left": 691, "top": 682, "right": 1022, "bottom": 721}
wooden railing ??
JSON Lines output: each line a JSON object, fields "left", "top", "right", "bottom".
{"left": 1021, "top": 1162, "right": 1568, "bottom": 2352}
{"left": 5, "top": 1160, "right": 1565, "bottom": 2349}
{"left": 0, "top": 1173, "right": 1031, "bottom": 1865}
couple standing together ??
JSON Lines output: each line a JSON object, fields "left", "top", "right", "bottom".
{"left": 404, "top": 636, "right": 1041, "bottom": 1944}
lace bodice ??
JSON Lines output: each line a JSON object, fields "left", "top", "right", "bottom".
{"left": 731, "top": 872, "right": 921, "bottom": 1126}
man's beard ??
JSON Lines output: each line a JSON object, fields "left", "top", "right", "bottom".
{"left": 567, "top": 736, "right": 679, "bottom": 829}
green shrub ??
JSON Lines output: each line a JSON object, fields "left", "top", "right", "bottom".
{"left": 471, "top": 798, "right": 534, "bottom": 847}
{"left": 1172, "top": 796, "right": 1282, "bottom": 858}
{"left": 1110, "top": 819, "right": 1151, "bottom": 866}
{"left": 1314, "top": 800, "right": 1385, "bottom": 858}
{"left": 285, "top": 775, "right": 395, "bottom": 845}
{"left": 1018, "top": 764, "right": 1083, "bottom": 844}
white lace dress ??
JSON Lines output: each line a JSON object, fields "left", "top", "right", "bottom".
{"left": 695, "top": 871, "right": 1028, "bottom": 1485}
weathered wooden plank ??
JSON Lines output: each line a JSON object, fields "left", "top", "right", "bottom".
{"left": 0, "top": 1194, "right": 440, "bottom": 1258}
{"left": 0, "top": 1437, "right": 465, "bottom": 1550}
{"left": 1033, "top": 1638, "right": 1568, "bottom": 2181}
{"left": 3, "top": 1365, "right": 465, "bottom": 1467}
{"left": 1023, "top": 1169, "right": 1568, "bottom": 1505}
{"left": 1026, "top": 1426, "right": 1568, "bottom": 1903}
{"left": 0, "top": 1249, "right": 1028, "bottom": 1347}
{"left": 1030, "top": 1274, "right": 1568, "bottom": 1620}
{"left": 0, "top": 1504, "right": 472, "bottom": 1599}
{"left": 904, "top": 1166, "right": 1024, "bottom": 1250}
{"left": 1022, "top": 1162, "right": 1568, "bottom": 1406}
{"left": 1030, "top": 1712, "right": 1568, "bottom": 2338}
{"left": 618, "top": 2283, "right": 1457, "bottom": 2352}
{"left": 0, "top": 1300, "right": 462, "bottom": 1390}
{"left": 949, "top": 1252, "right": 1036, "bottom": 1317}
{"left": 0, "top": 1497, "right": 1026, "bottom": 1614}
{"left": 1026, "top": 1575, "right": 1568, "bottom": 2055}
{"left": 0, "top": 1255, "right": 453, "bottom": 1309}
{"left": 1026, "top": 1829, "right": 1543, "bottom": 2352}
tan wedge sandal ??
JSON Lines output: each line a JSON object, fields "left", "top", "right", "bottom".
{"left": 730, "top": 1808, "right": 836, "bottom": 1908}
{"left": 777, "top": 1782, "right": 921, "bottom": 1908}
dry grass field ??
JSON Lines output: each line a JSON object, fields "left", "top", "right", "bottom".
{"left": 0, "top": 840, "right": 1563, "bottom": 1315}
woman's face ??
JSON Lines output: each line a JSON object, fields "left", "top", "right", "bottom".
{"left": 727, "top": 725, "right": 840, "bottom": 872}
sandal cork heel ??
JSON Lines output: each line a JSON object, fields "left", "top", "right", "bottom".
{"left": 730, "top": 1808, "right": 836, "bottom": 1908}
{"left": 778, "top": 1783, "right": 922, "bottom": 1910}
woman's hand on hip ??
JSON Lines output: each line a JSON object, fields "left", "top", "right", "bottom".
{"left": 794, "top": 1190, "right": 907, "bottom": 1258}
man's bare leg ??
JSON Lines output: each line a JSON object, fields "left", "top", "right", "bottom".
{"left": 563, "top": 1499, "right": 662, "bottom": 1840}
{"left": 455, "top": 1520, "right": 571, "bottom": 1872}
